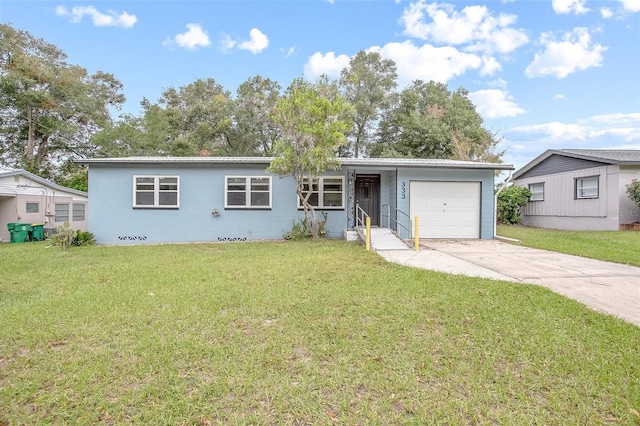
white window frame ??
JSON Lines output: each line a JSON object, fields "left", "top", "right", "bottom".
{"left": 575, "top": 176, "right": 599, "bottom": 199}
{"left": 54, "top": 203, "right": 69, "bottom": 222}
{"left": 133, "top": 176, "right": 180, "bottom": 208}
{"left": 528, "top": 183, "right": 544, "bottom": 201}
{"left": 72, "top": 203, "right": 86, "bottom": 221}
{"left": 298, "top": 176, "right": 345, "bottom": 210}
{"left": 224, "top": 176, "right": 272, "bottom": 209}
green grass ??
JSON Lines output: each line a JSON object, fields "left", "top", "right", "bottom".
{"left": 497, "top": 225, "right": 640, "bottom": 267}
{"left": 1, "top": 241, "right": 639, "bottom": 425}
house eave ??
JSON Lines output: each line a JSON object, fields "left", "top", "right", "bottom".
{"left": 75, "top": 156, "right": 514, "bottom": 171}
{"left": 0, "top": 169, "right": 88, "bottom": 197}
{"left": 513, "top": 149, "right": 640, "bottom": 179}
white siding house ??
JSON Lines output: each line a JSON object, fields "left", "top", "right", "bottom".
{"left": 513, "top": 149, "right": 640, "bottom": 230}
{"left": 0, "top": 169, "right": 89, "bottom": 242}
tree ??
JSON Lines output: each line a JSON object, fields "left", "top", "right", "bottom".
{"left": 371, "top": 80, "right": 503, "bottom": 163}
{"left": 339, "top": 51, "right": 397, "bottom": 158}
{"left": 225, "top": 75, "right": 281, "bottom": 156}
{"left": 152, "top": 78, "right": 234, "bottom": 156}
{"left": 90, "top": 101, "right": 175, "bottom": 158}
{"left": 267, "top": 76, "right": 353, "bottom": 240}
{"left": 0, "top": 24, "right": 125, "bottom": 178}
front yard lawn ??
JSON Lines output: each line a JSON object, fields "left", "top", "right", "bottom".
{"left": 1, "top": 241, "right": 639, "bottom": 424}
{"left": 497, "top": 225, "right": 640, "bottom": 267}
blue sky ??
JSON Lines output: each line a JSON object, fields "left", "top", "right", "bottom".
{"left": 2, "top": 0, "right": 639, "bottom": 170}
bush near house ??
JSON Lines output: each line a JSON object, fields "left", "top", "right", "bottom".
{"left": 497, "top": 186, "right": 531, "bottom": 224}
{"left": 627, "top": 179, "right": 640, "bottom": 208}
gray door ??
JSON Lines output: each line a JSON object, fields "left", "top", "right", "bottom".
{"left": 355, "top": 175, "right": 380, "bottom": 226}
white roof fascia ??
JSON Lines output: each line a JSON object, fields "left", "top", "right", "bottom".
{"left": 0, "top": 169, "right": 88, "bottom": 197}
{"left": 75, "top": 157, "right": 514, "bottom": 171}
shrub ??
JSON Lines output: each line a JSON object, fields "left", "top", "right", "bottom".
{"left": 626, "top": 179, "right": 640, "bottom": 208}
{"left": 284, "top": 212, "right": 328, "bottom": 240}
{"left": 497, "top": 185, "right": 532, "bottom": 224}
{"left": 47, "top": 224, "right": 95, "bottom": 250}
{"left": 46, "top": 222, "right": 77, "bottom": 251}
{"left": 72, "top": 231, "right": 96, "bottom": 247}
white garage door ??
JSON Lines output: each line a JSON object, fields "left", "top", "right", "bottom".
{"left": 410, "top": 181, "right": 481, "bottom": 238}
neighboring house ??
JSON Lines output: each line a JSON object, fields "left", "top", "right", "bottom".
{"left": 0, "top": 169, "right": 89, "bottom": 242}
{"left": 513, "top": 149, "right": 640, "bottom": 231}
{"left": 75, "top": 156, "right": 513, "bottom": 245}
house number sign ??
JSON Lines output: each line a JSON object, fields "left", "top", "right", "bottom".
{"left": 401, "top": 181, "right": 406, "bottom": 199}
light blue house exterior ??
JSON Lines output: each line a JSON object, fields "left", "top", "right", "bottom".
{"left": 77, "top": 157, "right": 512, "bottom": 245}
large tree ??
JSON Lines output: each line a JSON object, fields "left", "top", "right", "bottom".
{"left": 267, "top": 76, "right": 353, "bottom": 239}
{"left": 90, "top": 99, "right": 176, "bottom": 158}
{"left": 153, "top": 78, "right": 234, "bottom": 156}
{"left": 225, "top": 75, "right": 281, "bottom": 156}
{"left": 371, "top": 80, "right": 503, "bottom": 163}
{"left": 0, "top": 24, "right": 125, "bottom": 178}
{"left": 339, "top": 50, "right": 397, "bottom": 158}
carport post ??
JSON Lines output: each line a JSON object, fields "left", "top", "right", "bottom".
{"left": 414, "top": 216, "right": 419, "bottom": 251}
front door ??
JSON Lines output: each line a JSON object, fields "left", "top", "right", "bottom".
{"left": 355, "top": 175, "right": 380, "bottom": 226}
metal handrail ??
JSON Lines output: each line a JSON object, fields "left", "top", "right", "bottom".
{"left": 381, "top": 204, "right": 413, "bottom": 241}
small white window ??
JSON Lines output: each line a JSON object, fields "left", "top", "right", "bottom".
{"left": 55, "top": 203, "right": 69, "bottom": 222}
{"left": 298, "top": 176, "right": 345, "bottom": 209}
{"left": 225, "top": 176, "right": 271, "bottom": 209}
{"left": 576, "top": 176, "right": 599, "bottom": 199}
{"left": 134, "top": 176, "right": 179, "bottom": 208}
{"left": 528, "top": 183, "right": 544, "bottom": 201}
{"left": 72, "top": 203, "right": 85, "bottom": 221}
{"left": 26, "top": 202, "right": 39, "bottom": 213}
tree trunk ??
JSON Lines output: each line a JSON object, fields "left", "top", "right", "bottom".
{"left": 25, "top": 107, "right": 36, "bottom": 163}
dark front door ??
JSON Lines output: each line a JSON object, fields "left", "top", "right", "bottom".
{"left": 355, "top": 175, "right": 380, "bottom": 226}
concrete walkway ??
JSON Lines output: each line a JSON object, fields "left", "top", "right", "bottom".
{"left": 377, "top": 239, "right": 640, "bottom": 327}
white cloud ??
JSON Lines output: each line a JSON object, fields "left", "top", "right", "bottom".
{"left": 238, "top": 28, "right": 269, "bottom": 54}
{"left": 480, "top": 56, "right": 502, "bottom": 76}
{"left": 400, "top": 1, "right": 528, "bottom": 54}
{"left": 502, "top": 113, "right": 640, "bottom": 169}
{"left": 164, "top": 24, "right": 211, "bottom": 50}
{"left": 281, "top": 46, "right": 295, "bottom": 57}
{"left": 600, "top": 7, "right": 614, "bottom": 18}
{"left": 589, "top": 112, "right": 640, "bottom": 124}
{"left": 619, "top": 0, "right": 640, "bottom": 12}
{"left": 486, "top": 78, "right": 508, "bottom": 89}
{"left": 507, "top": 113, "right": 640, "bottom": 143}
{"left": 305, "top": 40, "right": 499, "bottom": 86}
{"left": 55, "top": 5, "right": 137, "bottom": 28}
{"left": 468, "top": 89, "right": 525, "bottom": 119}
{"left": 553, "top": 94, "right": 568, "bottom": 101}
{"left": 552, "top": 0, "right": 589, "bottom": 15}
{"left": 369, "top": 41, "right": 484, "bottom": 84}
{"left": 219, "top": 32, "right": 236, "bottom": 51}
{"left": 525, "top": 27, "right": 607, "bottom": 78}
{"left": 303, "top": 52, "right": 351, "bottom": 80}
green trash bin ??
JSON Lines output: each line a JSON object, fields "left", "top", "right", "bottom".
{"left": 7, "top": 223, "right": 31, "bottom": 243}
{"left": 30, "top": 223, "right": 45, "bottom": 241}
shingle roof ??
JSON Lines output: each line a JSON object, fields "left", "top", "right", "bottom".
{"left": 513, "top": 149, "right": 640, "bottom": 179}
{"left": 75, "top": 156, "right": 514, "bottom": 170}
{"left": 558, "top": 149, "right": 640, "bottom": 163}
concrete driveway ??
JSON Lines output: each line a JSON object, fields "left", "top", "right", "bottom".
{"left": 378, "top": 239, "right": 640, "bottom": 327}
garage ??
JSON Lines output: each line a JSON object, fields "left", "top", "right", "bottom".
{"left": 410, "top": 181, "right": 481, "bottom": 238}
